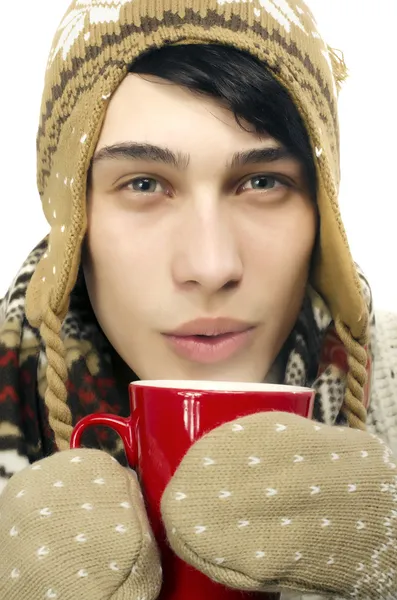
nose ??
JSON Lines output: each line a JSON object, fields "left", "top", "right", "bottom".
{"left": 172, "top": 202, "right": 243, "bottom": 295}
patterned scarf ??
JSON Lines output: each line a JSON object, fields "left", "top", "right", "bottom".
{"left": 0, "top": 239, "right": 374, "bottom": 486}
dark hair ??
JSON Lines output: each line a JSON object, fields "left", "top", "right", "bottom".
{"left": 129, "top": 44, "right": 317, "bottom": 200}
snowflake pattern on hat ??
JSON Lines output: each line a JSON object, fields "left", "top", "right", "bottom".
{"left": 48, "top": 0, "right": 131, "bottom": 65}
{"left": 257, "top": 0, "right": 308, "bottom": 34}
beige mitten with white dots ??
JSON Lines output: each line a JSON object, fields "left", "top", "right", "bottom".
{"left": 0, "top": 449, "right": 162, "bottom": 600}
{"left": 161, "top": 412, "right": 397, "bottom": 599}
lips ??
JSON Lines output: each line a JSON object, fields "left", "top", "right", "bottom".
{"left": 168, "top": 317, "right": 253, "bottom": 337}
{"left": 163, "top": 318, "right": 255, "bottom": 364}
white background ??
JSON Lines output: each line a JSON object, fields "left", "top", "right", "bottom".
{"left": 0, "top": 1, "right": 396, "bottom": 310}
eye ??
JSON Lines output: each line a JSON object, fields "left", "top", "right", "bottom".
{"left": 240, "top": 175, "right": 285, "bottom": 192}
{"left": 125, "top": 177, "right": 164, "bottom": 193}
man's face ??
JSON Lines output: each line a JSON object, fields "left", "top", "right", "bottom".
{"left": 84, "top": 73, "right": 317, "bottom": 382}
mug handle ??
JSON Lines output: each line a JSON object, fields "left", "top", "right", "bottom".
{"left": 70, "top": 412, "right": 138, "bottom": 467}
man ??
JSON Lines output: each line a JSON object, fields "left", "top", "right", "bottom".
{"left": 0, "top": 0, "right": 396, "bottom": 598}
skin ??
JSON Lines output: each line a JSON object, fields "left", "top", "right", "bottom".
{"left": 84, "top": 74, "right": 317, "bottom": 383}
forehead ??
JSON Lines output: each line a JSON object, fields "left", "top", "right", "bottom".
{"left": 95, "top": 73, "right": 268, "bottom": 153}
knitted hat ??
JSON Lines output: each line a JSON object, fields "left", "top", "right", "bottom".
{"left": 25, "top": 0, "right": 369, "bottom": 450}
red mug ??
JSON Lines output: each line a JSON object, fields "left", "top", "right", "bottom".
{"left": 71, "top": 380, "right": 314, "bottom": 600}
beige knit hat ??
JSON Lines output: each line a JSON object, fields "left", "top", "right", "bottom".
{"left": 25, "top": 0, "right": 369, "bottom": 450}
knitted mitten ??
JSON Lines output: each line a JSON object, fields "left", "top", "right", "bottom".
{"left": 161, "top": 412, "right": 397, "bottom": 599}
{"left": 0, "top": 449, "right": 162, "bottom": 600}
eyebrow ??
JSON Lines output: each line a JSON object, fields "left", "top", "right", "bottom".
{"left": 92, "top": 142, "right": 295, "bottom": 169}
{"left": 230, "top": 146, "right": 294, "bottom": 168}
{"left": 92, "top": 143, "right": 190, "bottom": 169}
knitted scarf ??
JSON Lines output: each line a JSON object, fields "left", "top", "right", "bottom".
{"left": 0, "top": 239, "right": 374, "bottom": 488}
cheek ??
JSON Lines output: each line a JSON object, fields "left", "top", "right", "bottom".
{"left": 83, "top": 200, "right": 167, "bottom": 323}
{"left": 86, "top": 199, "right": 140, "bottom": 279}
{"left": 246, "top": 200, "right": 317, "bottom": 283}
{"left": 84, "top": 202, "right": 137, "bottom": 311}
{"left": 255, "top": 202, "right": 317, "bottom": 335}
{"left": 280, "top": 202, "right": 317, "bottom": 269}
